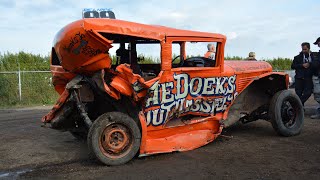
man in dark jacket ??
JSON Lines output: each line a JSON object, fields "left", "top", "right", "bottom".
{"left": 291, "top": 42, "right": 318, "bottom": 106}
{"left": 311, "top": 37, "right": 320, "bottom": 118}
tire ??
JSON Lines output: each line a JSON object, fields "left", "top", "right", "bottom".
{"left": 269, "top": 90, "right": 304, "bottom": 136}
{"left": 87, "top": 112, "right": 141, "bottom": 165}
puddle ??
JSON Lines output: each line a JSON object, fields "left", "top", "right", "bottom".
{"left": 0, "top": 169, "right": 33, "bottom": 179}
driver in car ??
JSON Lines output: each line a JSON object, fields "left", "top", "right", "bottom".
{"left": 204, "top": 44, "right": 216, "bottom": 60}
{"left": 116, "top": 43, "right": 130, "bottom": 64}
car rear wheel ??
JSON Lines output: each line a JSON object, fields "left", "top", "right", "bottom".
{"left": 269, "top": 90, "right": 304, "bottom": 136}
{"left": 87, "top": 112, "right": 141, "bottom": 165}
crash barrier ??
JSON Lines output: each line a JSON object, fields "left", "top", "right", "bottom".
{"left": 0, "top": 71, "right": 58, "bottom": 107}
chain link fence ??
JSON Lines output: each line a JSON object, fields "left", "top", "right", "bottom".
{"left": 0, "top": 71, "right": 59, "bottom": 107}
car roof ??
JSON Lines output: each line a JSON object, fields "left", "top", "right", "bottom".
{"left": 82, "top": 18, "right": 226, "bottom": 41}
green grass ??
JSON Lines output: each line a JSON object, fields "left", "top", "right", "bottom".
{"left": 0, "top": 72, "right": 59, "bottom": 107}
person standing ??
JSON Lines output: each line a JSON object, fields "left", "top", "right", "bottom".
{"left": 311, "top": 38, "right": 320, "bottom": 118}
{"left": 291, "top": 42, "right": 316, "bottom": 106}
{"left": 246, "top": 52, "right": 257, "bottom": 61}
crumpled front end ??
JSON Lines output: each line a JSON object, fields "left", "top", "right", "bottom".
{"left": 53, "top": 19, "right": 113, "bottom": 74}
{"left": 45, "top": 18, "right": 152, "bottom": 126}
{"left": 43, "top": 63, "right": 150, "bottom": 124}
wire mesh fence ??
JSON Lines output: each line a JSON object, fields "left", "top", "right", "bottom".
{"left": 0, "top": 71, "right": 59, "bottom": 107}
{"left": 0, "top": 69, "right": 294, "bottom": 107}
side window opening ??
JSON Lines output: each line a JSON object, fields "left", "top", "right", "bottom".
{"left": 135, "top": 43, "right": 161, "bottom": 80}
{"left": 172, "top": 42, "right": 183, "bottom": 67}
{"left": 172, "top": 41, "right": 218, "bottom": 68}
{"left": 51, "top": 47, "right": 61, "bottom": 66}
{"left": 102, "top": 32, "right": 161, "bottom": 81}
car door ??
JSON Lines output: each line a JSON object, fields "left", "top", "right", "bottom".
{"left": 144, "top": 63, "right": 238, "bottom": 128}
{"left": 143, "top": 41, "right": 237, "bottom": 128}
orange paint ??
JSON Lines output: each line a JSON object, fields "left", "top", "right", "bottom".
{"left": 44, "top": 17, "right": 288, "bottom": 157}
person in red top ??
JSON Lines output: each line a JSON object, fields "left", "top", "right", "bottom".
{"left": 204, "top": 44, "right": 215, "bottom": 60}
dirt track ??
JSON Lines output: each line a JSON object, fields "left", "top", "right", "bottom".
{"left": 0, "top": 100, "right": 319, "bottom": 179}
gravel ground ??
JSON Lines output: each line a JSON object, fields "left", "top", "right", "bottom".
{"left": 0, "top": 98, "right": 319, "bottom": 180}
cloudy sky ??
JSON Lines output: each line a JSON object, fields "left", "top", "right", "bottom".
{"left": 0, "top": 0, "right": 319, "bottom": 59}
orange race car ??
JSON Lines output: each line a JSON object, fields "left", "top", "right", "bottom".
{"left": 43, "top": 10, "right": 304, "bottom": 166}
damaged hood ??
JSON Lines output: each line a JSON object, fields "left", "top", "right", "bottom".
{"left": 53, "top": 20, "right": 113, "bottom": 73}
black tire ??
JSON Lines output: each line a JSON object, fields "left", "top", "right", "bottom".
{"left": 269, "top": 90, "right": 304, "bottom": 136}
{"left": 87, "top": 112, "right": 141, "bottom": 166}
{"left": 70, "top": 131, "right": 87, "bottom": 141}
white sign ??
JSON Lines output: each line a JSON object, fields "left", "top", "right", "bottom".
{"left": 145, "top": 74, "right": 238, "bottom": 126}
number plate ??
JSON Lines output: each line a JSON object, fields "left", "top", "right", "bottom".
{"left": 82, "top": 8, "right": 116, "bottom": 19}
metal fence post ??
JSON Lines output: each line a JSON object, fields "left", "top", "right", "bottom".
{"left": 18, "top": 70, "right": 21, "bottom": 101}
{"left": 0, "top": 71, "right": 52, "bottom": 102}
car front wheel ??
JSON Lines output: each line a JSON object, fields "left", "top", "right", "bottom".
{"left": 269, "top": 90, "right": 304, "bottom": 136}
{"left": 87, "top": 112, "right": 141, "bottom": 165}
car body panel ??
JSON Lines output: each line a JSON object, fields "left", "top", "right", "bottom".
{"left": 44, "top": 18, "right": 288, "bottom": 156}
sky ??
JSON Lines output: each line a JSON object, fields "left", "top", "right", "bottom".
{"left": 0, "top": 0, "right": 319, "bottom": 59}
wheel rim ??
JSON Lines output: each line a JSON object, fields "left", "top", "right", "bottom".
{"left": 281, "top": 99, "right": 299, "bottom": 128}
{"left": 99, "top": 123, "right": 133, "bottom": 158}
